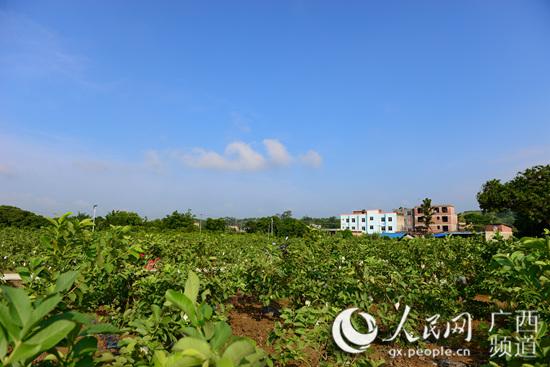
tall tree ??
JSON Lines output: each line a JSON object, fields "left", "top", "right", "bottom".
{"left": 205, "top": 218, "right": 227, "bottom": 232}
{"left": 419, "top": 198, "right": 434, "bottom": 232}
{"left": 477, "top": 164, "right": 550, "bottom": 236}
{"left": 103, "top": 210, "right": 143, "bottom": 227}
{"left": 161, "top": 210, "right": 196, "bottom": 231}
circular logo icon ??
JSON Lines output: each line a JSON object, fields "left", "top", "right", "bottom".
{"left": 332, "top": 308, "right": 378, "bottom": 353}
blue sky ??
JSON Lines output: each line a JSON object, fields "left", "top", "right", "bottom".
{"left": 1, "top": 1, "right": 549, "bottom": 218}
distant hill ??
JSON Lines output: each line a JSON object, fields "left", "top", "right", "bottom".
{"left": 0, "top": 205, "right": 50, "bottom": 228}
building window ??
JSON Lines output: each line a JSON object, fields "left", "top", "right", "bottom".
{"left": 434, "top": 207, "right": 440, "bottom": 213}
{"left": 437, "top": 216, "right": 440, "bottom": 220}
{"left": 388, "top": 226, "right": 393, "bottom": 231}
{"left": 362, "top": 218, "right": 366, "bottom": 222}
{"left": 418, "top": 216, "right": 424, "bottom": 222}
{"left": 381, "top": 217, "right": 385, "bottom": 222}
{"left": 417, "top": 208, "right": 422, "bottom": 214}
{"left": 382, "top": 226, "right": 386, "bottom": 231}
{"left": 369, "top": 225, "right": 374, "bottom": 230}
{"left": 346, "top": 218, "right": 349, "bottom": 222}
{"left": 442, "top": 216, "right": 448, "bottom": 222}
{"left": 369, "top": 216, "right": 374, "bottom": 220}
{"left": 362, "top": 226, "right": 366, "bottom": 230}
{"left": 388, "top": 217, "right": 393, "bottom": 222}
{"left": 442, "top": 207, "right": 448, "bottom": 213}
{"left": 437, "top": 225, "right": 440, "bottom": 230}
{"left": 443, "top": 225, "right": 449, "bottom": 232}
{"left": 352, "top": 218, "right": 355, "bottom": 223}
{"left": 351, "top": 226, "right": 355, "bottom": 230}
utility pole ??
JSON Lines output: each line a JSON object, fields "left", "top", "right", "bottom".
{"left": 92, "top": 204, "right": 98, "bottom": 232}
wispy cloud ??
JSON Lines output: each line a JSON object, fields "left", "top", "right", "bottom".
{"left": 0, "top": 10, "right": 114, "bottom": 90}
{"left": 144, "top": 150, "right": 163, "bottom": 172}
{"left": 299, "top": 150, "right": 323, "bottom": 168}
{"left": 179, "top": 139, "right": 322, "bottom": 171}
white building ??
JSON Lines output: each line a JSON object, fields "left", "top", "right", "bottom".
{"left": 340, "top": 209, "right": 399, "bottom": 234}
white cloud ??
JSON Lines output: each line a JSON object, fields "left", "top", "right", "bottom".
{"left": 180, "top": 139, "right": 322, "bottom": 171}
{"left": 181, "top": 141, "right": 266, "bottom": 171}
{"left": 299, "top": 150, "right": 323, "bottom": 168}
{"left": 263, "top": 139, "right": 292, "bottom": 166}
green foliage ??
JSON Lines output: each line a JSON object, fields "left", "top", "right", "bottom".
{"left": 1, "top": 214, "right": 549, "bottom": 366}
{"left": 0, "top": 271, "right": 117, "bottom": 367}
{"left": 484, "top": 231, "right": 550, "bottom": 366}
{"left": 300, "top": 216, "right": 340, "bottom": 229}
{"left": 103, "top": 210, "right": 144, "bottom": 227}
{"left": 418, "top": 198, "right": 434, "bottom": 232}
{"left": 244, "top": 214, "right": 309, "bottom": 237}
{"left": 460, "top": 210, "right": 515, "bottom": 231}
{"left": 478, "top": 164, "right": 550, "bottom": 236}
{"left": 159, "top": 210, "right": 196, "bottom": 231}
{"left": 0, "top": 205, "right": 49, "bottom": 228}
{"left": 205, "top": 218, "right": 227, "bottom": 232}
{"left": 486, "top": 232, "right": 550, "bottom": 316}
{"left": 154, "top": 271, "right": 271, "bottom": 367}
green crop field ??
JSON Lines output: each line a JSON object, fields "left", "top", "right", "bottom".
{"left": 0, "top": 216, "right": 549, "bottom": 367}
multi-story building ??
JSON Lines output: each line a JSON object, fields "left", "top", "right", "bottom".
{"left": 393, "top": 207, "right": 415, "bottom": 231}
{"left": 340, "top": 209, "right": 401, "bottom": 234}
{"left": 413, "top": 204, "right": 458, "bottom": 233}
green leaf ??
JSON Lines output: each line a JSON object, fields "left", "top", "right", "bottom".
{"left": 73, "top": 336, "right": 98, "bottom": 356}
{"left": 172, "top": 337, "right": 212, "bottom": 360}
{"left": 0, "top": 326, "right": 8, "bottom": 360}
{"left": 54, "top": 271, "right": 79, "bottom": 293}
{"left": 217, "top": 357, "right": 235, "bottom": 367}
{"left": 6, "top": 341, "right": 42, "bottom": 365}
{"left": 184, "top": 271, "right": 200, "bottom": 305}
{"left": 165, "top": 290, "right": 197, "bottom": 325}
{"left": 210, "top": 322, "right": 232, "bottom": 351}
{"left": 181, "top": 327, "right": 202, "bottom": 338}
{"left": 82, "top": 323, "right": 119, "bottom": 335}
{"left": 0, "top": 303, "right": 20, "bottom": 339}
{"left": 30, "top": 294, "right": 62, "bottom": 327}
{"left": 2, "top": 286, "right": 32, "bottom": 327}
{"left": 222, "top": 340, "right": 255, "bottom": 366}
{"left": 153, "top": 350, "right": 167, "bottom": 367}
{"left": 25, "top": 319, "right": 76, "bottom": 350}
{"left": 200, "top": 304, "right": 213, "bottom": 321}
{"left": 151, "top": 304, "right": 162, "bottom": 321}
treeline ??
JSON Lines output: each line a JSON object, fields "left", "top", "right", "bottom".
{"left": 0, "top": 206, "right": 336, "bottom": 237}
{"left": 459, "top": 210, "right": 515, "bottom": 231}
{"left": 242, "top": 211, "right": 310, "bottom": 237}
{"left": 0, "top": 205, "right": 50, "bottom": 228}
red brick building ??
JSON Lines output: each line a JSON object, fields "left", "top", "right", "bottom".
{"left": 414, "top": 204, "right": 458, "bottom": 233}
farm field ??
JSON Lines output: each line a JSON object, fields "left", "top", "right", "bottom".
{"left": 0, "top": 218, "right": 549, "bottom": 367}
